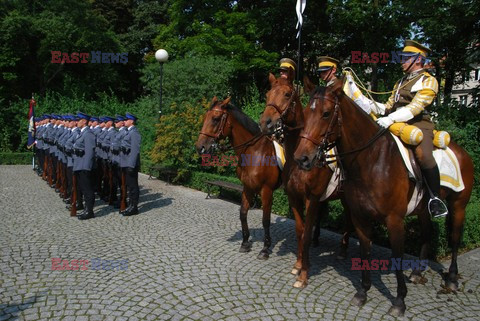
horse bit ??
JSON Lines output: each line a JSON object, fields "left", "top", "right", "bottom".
{"left": 265, "top": 88, "right": 298, "bottom": 143}
{"left": 299, "top": 95, "right": 341, "bottom": 167}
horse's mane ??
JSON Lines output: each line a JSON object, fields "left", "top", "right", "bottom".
{"left": 227, "top": 104, "right": 261, "bottom": 135}
{"left": 310, "top": 86, "right": 327, "bottom": 100}
{"left": 211, "top": 101, "right": 260, "bottom": 135}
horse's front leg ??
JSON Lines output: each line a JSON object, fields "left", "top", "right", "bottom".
{"left": 337, "top": 206, "right": 354, "bottom": 260}
{"left": 445, "top": 200, "right": 467, "bottom": 290}
{"left": 239, "top": 188, "right": 255, "bottom": 253}
{"left": 386, "top": 215, "right": 407, "bottom": 317}
{"left": 350, "top": 219, "right": 372, "bottom": 308}
{"left": 409, "top": 208, "right": 432, "bottom": 284}
{"left": 257, "top": 186, "right": 273, "bottom": 260}
{"left": 289, "top": 196, "right": 305, "bottom": 275}
{"left": 294, "top": 196, "right": 319, "bottom": 288}
{"left": 312, "top": 201, "right": 327, "bottom": 248}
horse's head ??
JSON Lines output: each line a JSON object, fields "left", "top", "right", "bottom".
{"left": 294, "top": 79, "right": 344, "bottom": 170}
{"left": 195, "top": 96, "right": 232, "bottom": 155}
{"left": 259, "top": 73, "right": 298, "bottom": 135}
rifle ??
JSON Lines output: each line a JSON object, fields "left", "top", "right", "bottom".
{"left": 55, "top": 160, "right": 61, "bottom": 190}
{"left": 42, "top": 153, "right": 48, "bottom": 180}
{"left": 108, "top": 163, "right": 114, "bottom": 205}
{"left": 70, "top": 173, "right": 77, "bottom": 216}
{"left": 120, "top": 168, "right": 127, "bottom": 212}
{"left": 48, "top": 154, "right": 53, "bottom": 186}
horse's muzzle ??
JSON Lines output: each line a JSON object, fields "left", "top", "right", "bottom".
{"left": 295, "top": 155, "right": 313, "bottom": 171}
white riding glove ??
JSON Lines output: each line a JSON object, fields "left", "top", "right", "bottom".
{"left": 376, "top": 116, "right": 394, "bottom": 128}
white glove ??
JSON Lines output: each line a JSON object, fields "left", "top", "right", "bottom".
{"left": 376, "top": 116, "right": 394, "bottom": 128}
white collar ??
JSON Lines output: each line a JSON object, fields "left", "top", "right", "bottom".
{"left": 128, "top": 125, "right": 135, "bottom": 131}
{"left": 81, "top": 126, "right": 88, "bottom": 133}
{"left": 107, "top": 127, "right": 114, "bottom": 131}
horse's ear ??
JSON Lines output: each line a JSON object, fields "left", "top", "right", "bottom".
{"left": 221, "top": 96, "right": 231, "bottom": 108}
{"left": 303, "top": 75, "right": 316, "bottom": 95}
{"left": 268, "top": 73, "right": 276, "bottom": 86}
{"left": 211, "top": 96, "right": 218, "bottom": 107}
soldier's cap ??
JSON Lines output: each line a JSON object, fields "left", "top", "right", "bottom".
{"left": 125, "top": 112, "right": 138, "bottom": 121}
{"left": 278, "top": 58, "right": 297, "bottom": 72}
{"left": 103, "top": 116, "right": 114, "bottom": 122}
{"left": 77, "top": 112, "right": 91, "bottom": 121}
{"left": 317, "top": 56, "right": 339, "bottom": 72}
{"left": 115, "top": 115, "right": 126, "bottom": 122}
{"left": 400, "top": 40, "right": 431, "bottom": 58}
{"left": 43, "top": 114, "right": 51, "bottom": 119}
{"left": 90, "top": 116, "right": 99, "bottom": 122}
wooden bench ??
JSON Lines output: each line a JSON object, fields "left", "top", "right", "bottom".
{"left": 205, "top": 180, "right": 258, "bottom": 208}
{"left": 148, "top": 165, "right": 177, "bottom": 184}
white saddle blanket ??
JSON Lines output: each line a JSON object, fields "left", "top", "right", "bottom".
{"left": 391, "top": 134, "right": 465, "bottom": 215}
{"left": 273, "top": 141, "right": 286, "bottom": 171}
{"left": 319, "top": 147, "right": 340, "bottom": 201}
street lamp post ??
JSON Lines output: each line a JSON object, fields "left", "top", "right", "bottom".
{"left": 155, "top": 49, "right": 169, "bottom": 119}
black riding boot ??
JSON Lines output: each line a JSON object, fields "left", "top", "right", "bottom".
{"left": 423, "top": 166, "right": 448, "bottom": 218}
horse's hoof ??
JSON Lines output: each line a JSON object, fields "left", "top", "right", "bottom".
{"left": 350, "top": 292, "right": 367, "bottom": 307}
{"left": 239, "top": 242, "right": 252, "bottom": 253}
{"left": 293, "top": 280, "right": 307, "bottom": 288}
{"left": 291, "top": 267, "right": 300, "bottom": 275}
{"left": 388, "top": 304, "right": 406, "bottom": 317}
{"left": 257, "top": 251, "right": 269, "bottom": 260}
{"left": 336, "top": 247, "right": 347, "bottom": 260}
{"left": 445, "top": 280, "right": 459, "bottom": 291}
{"left": 409, "top": 273, "right": 428, "bottom": 285}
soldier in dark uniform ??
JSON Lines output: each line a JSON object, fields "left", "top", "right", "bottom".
{"left": 35, "top": 116, "right": 46, "bottom": 176}
{"left": 73, "top": 112, "right": 97, "bottom": 220}
{"left": 101, "top": 116, "right": 116, "bottom": 204}
{"left": 120, "top": 113, "right": 141, "bottom": 216}
{"left": 111, "top": 115, "right": 127, "bottom": 209}
{"left": 65, "top": 115, "right": 84, "bottom": 210}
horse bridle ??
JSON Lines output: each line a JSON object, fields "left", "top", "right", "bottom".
{"left": 298, "top": 95, "right": 341, "bottom": 166}
{"left": 265, "top": 88, "right": 299, "bottom": 141}
{"left": 199, "top": 107, "right": 265, "bottom": 153}
{"left": 299, "top": 93, "right": 388, "bottom": 167}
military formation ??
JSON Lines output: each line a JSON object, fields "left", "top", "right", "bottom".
{"left": 33, "top": 112, "right": 142, "bottom": 220}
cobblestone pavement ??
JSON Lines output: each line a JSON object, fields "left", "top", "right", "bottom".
{"left": 1, "top": 165, "right": 479, "bottom": 321}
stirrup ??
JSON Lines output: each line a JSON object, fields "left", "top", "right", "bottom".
{"left": 428, "top": 197, "right": 448, "bottom": 218}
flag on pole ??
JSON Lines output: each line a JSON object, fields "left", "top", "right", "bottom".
{"left": 27, "top": 96, "right": 36, "bottom": 148}
{"left": 296, "top": 0, "right": 306, "bottom": 38}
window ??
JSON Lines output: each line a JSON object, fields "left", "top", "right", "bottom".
{"left": 475, "top": 69, "right": 480, "bottom": 81}
{"left": 459, "top": 95, "right": 468, "bottom": 106}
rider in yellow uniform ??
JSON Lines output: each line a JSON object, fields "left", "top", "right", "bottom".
{"left": 373, "top": 40, "right": 447, "bottom": 218}
{"left": 317, "top": 56, "right": 340, "bottom": 87}
{"left": 278, "top": 58, "right": 297, "bottom": 80}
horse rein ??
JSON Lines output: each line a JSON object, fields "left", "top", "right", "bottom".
{"left": 199, "top": 107, "right": 265, "bottom": 153}
{"left": 265, "top": 88, "right": 297, "bottom": 124}
{"left": 299, "top": 94, "right": 388, "bottom": 166}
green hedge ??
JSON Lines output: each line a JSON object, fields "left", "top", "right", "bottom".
{"left": 0, "top": 152, "right": 33, "bottom": 165}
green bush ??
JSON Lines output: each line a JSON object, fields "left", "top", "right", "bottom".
{"left": 0, "top": 152, "right": 33, "bottom": 165}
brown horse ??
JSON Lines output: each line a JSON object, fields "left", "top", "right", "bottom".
{"left": 294, "top": 79, "right": 474, "bottom": 316}
{"left": 259, "top": 73, "right": 353, "bottom": 288}
{"left": 195, "top": 97, "right": 281, "bottom": 259}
